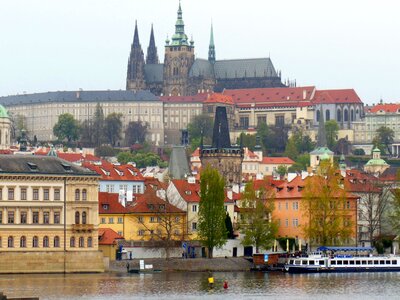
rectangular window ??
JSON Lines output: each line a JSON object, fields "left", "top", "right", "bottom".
{"left": 0, "top": 188, "right": 2, "bottom": 200}
{"left": 43, "top": 189, "right": 50, "bottom": 200}
{"left": 150, "top": 216, "right": 155, "bottom": 223}
{"left": 257, "top": 116, "right": 267, "bottom": 126}
{"left": 54, "top": 212, "right": 60, "bottom": 224}
{"left": 8, "top": 211, "right": 14, "bottom": 224}
{"left": 277, "top": 219, "right": 281, "bottom": 226}
{"left": 20, "top": 211, "right": 27, "bottom": 224}
{"left": 138, "top": 230, "right": 145, "bottom": 236}
{"left": 192, "top": 205, "right": 197, "bottom": 212}
{"left": 33, "top": 212, "right": 39, "bottom": 224}
{"left": 293, "top": 202, "right": 299, "bottom": 210}
{"left": 20, "top": 188, "right": 27, "bottom": 200}
{"left": 275, "top": 115, "right": 285, "bottom": 127}
{"left": 8, "top": 188, "right": 14, "bottom": 200}
{"left": 192, "top": 222, "right": 197, "bottom": 231}
{"left": 109, "top": 217, "right": 114, "bottom": 224}
{"left": 293, "top": 219, "right": 298, "bottom": 227}
{"left": 285, "top": 219, "right": 289, "bottom": 227}
{"left": 54, "top": 189, "right": 61, "bottom": 200}
{"left": 118, "top": 217, "right": 123, "bottom": 224}
{"left": 117, "top": 231, "right": 123, "bottom": 236}
{"left": 33, "top": 189, "right": 39, "bottom": 200}
{"left": 101, "top": 217, "right": 106, "bottom": 224}
{"left": 138, "top": 216, "right": 144, "bottom": 223}
{"left": 286, "top": 202, "right": 288, "bottom": 210}
{"left": 43, "top": 212, "right": 50, "bottom": 224}
{"left": 239, "top": 116, "right": 249, "bottom": 129}
{"left": 0, "top": 211, "right": 2, "bottom": 223}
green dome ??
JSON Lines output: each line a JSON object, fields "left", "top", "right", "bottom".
{"left": 321, "top": 152, "right": 330, "bottom": 160}
{"left": 0, "top": 105, "right": 9, "bottom": 118}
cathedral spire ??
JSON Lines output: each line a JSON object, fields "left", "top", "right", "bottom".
{"left": 133, "top": 20, "right": 140, "bottom": 48}
{"left": 146, "top": 24, "right": 159, "bottom": 64}
{"left": 169, "top": 0, "right": 189, "bottom": 46}
{"left": 208, "top": 23, "right": 216, "bottom": 63}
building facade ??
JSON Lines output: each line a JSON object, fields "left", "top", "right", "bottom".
{"left": 0, "top": 155, "right": 103, "bottom": 273}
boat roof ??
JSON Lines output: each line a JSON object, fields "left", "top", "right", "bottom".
{"left": 317, "top": 246, "right": 373, "bottom": 252}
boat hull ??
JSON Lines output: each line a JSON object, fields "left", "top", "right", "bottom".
{"left": 286, "top": 266, "right": 400, "bottom": 274}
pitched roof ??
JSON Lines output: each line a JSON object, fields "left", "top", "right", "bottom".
{"left": 367, "top": 103, "right": 400, "bottom": 114}
{"left": 261, "top": 157, "right": 295, "bottom": 165}
{"left": 130, "top": 189, "right": 185, "bottom": 214}
{"left": 99, "top": 192, "right": 130, "bottom": 214}
{"left": 83, "top": 161, "right": 144, "bottom": 182}
{"left": 214, "top": 58, "right": 277, "bottom": 79}
{"left": 189, "top": 59, "right": 214, "bottom": 78}
{"left": 144, "top": 64, "right": 164, "bottom": 83}
{"left": 169, "top": 146, "right": 190, "bottom": 180}
{"left": 171, "top": 179, "right": 200, "bottom": 203}
{"left": 312, "top": 89, "right": 362, "bottom": 104}
{"left": 98, "top": 228, "right": 124, "bottom": 245}
{"left": 203, "top": 93, "right": 233, "bottom": 105}
{"left": 0, "top": 90, "right": 159, "bottom": 106}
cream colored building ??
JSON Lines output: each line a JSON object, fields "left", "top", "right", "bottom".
{"left": 0, "top": 155, "right": 103, "bottom": 273}
{"left": 0, "top": 105, "right": 11, "bottom": 150}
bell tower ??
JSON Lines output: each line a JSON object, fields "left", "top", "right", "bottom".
{"left": 163, "top": 1, "right": 195, "bottom": 96}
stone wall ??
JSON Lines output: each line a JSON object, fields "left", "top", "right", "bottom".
{"left": 0, "top": 251, "right": 104, "bottom": 273}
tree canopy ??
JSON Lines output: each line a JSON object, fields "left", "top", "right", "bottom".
{"left": 125, "top": 121, "right": 148, "bottom": 146}
{"left": 105, "top": 113, "right": 123, "bottom": 146}
{"left": 53, "top": 113, "right": 80, "bottom": 143}
{"left": 325, "top": 120, "right": 339, "bottom": 149}
{"left": 375, "top": 126, "right": 394, "bottom": 155}
{"left": 187, "top": 114, "right": 214, "bottom": 149}
{"left": 198, "top": 165, "right": 227, "bottom": 258}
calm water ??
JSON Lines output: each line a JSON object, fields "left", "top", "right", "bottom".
{"left": 0, "top": 271, "right": 399, "bottom": 299}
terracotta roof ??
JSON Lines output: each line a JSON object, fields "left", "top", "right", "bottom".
{"left": 99, "top": 192, "right": 130, "bottom": 214}
{"left": 367, "top": 103, "right": 400, "bottom": 114}
{"left": 98, "top": 228, "right": 124, "bottom": 245}
{"left": 261, "top": 157, "right": 295, "bottom": 165}
{"left": 83, "top": 161, "right": 144, "bottom": 182}
{"left": 130, "top": 189, "right": 185, "bottom": 214}
{"left": 171, "top": 179, "right": 200, "bottom": 203}
{"left": 144, "top": 177, "right": 168, "bottom": 190}
{"left": 191, "top": 148, "right": 200, "bottom": 158}
{"left": 204, "top": 93, "right": 234, "bottom": 105}
{"left": 312, "top": 89, "right": 362, "bottom": 104}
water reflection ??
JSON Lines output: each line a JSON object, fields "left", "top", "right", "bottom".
{"left": 0, "top": 271, "right": 400, "bottom": 299}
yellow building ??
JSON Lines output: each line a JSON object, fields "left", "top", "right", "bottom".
{"left": 0, "top": 155, "right": 103, "bottom": 273}
{"left": 99, "top": 189, "right": 187, "bottom": 242}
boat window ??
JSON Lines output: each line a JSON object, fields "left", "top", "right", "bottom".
{"left": 362, "top": 261, "right": 367, "bottom": 265}
{"left": 349, "top": 260, "right": 355, "bottom": 265}
{"left": 319, "top": 261, "right": 324, "bottom": 265}
{"left": 392, "top": 260, "right": 397, "bottom": 265}
{"left": 343, "top": 260, "right": 348, "bottom": 265}
{"left": 309, "top": 260, "right": 315, "bottom": 265}
{"left": 331, "top": 261, "right": 336, "bottom": 265}
{"left": 289, "top": 260, "right": 294, "bottom": 264}
{"left": 355, "top": 260, "right": 361, "bottom": 265}
{"left": 367, "top": 260, "right": 373, "bottom": 265}
{"left": 380, "top": 260, "right": 385, "bottom": 265}
{"left": 337, "top": 260, "right": 343, "bottom": 265}
{"left": 386, "top": 260, "right": 391, "bottom": 264}
{"left": 295, "top": 260, "right": 301, "bottom": 265}
{"left": 374, "top": 260, "right": 379, "bottom": 265}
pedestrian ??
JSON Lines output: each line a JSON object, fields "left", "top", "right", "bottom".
{"left": 223, "top": 280, "right": 228, "bottom": 289}
{"left": 126, "top": 262, "right": 130, "bottom": 273}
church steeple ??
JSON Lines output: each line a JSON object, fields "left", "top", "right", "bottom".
{"left": 126, "top": 20, "right": 146, "bottom": 91}
{"left": 146, "top": 24, "right": 159, "bottom": 64}
{"left": 170, "top": 0, "right": 190, "bottom": 46}
{"left": 132, "top": 20, "right": 140, "bottom": 48}
{"left": 208, "top": 23, "right": 216, "bottom": 63}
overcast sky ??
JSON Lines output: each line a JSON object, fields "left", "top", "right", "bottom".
{"left": 1, "top": 0, "right": 399, "bottom": 104}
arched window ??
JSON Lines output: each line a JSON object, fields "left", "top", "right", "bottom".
{"left": 351, "top": 109, "right": 354, "bottom": 121}
{"left": 356, "top": 108, "right": 359, "bottom": 115}
{"left": 325, "top": 110, "right": 330, "bottom": 121}
{"left": 75, "top": 211, "right": 80, "bottom": 224}
{"left": 20, "top": 236, "right": 26, "bottom": 248}
{"left": 79, "top": 237, "right": 84, "bottom": 248}
{"left": 33, "top": 236, "right": 39, "bottom": 248}
{"left": 54, "top": 236, "right": 60, "bottom": 248}
{"left": 82, "top": 212, "right": 87, "bottom": 225}
{"left": 43, "top": 236, "right": 49, "bottom": 248}
{"left": 70, "top": 237, "right": 75, "bottom": 248}
{"left": 75, "top": 189, "right": 80, "bottom": 201}
{"left": 8, "top": 236, "right": 14, "bottom": 248}
{"left": 87, "top": 237, "right": 93, "bottom": 248}
{"left": 316, "top": 110, "right": 320, "bottom": 122}
{"left": 82, "top": 189, "right": 87, "bottom": 201}
{"left": 344, "top": 109, "right": 349, "bottom": 122}
{"left": 337, "top": 109, "right": 342, "bottom": 122}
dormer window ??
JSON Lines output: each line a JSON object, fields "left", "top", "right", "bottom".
{"left": 100, "top": 168, "right": 110, "bottom": 176}
{"left": 102, "top": 204, "right": 109, "bottom": 210}
{"left": 185, "top": 190, "right": 192, "bottom": 195}
{"left": 27, "top": 162, "right": 38, "bottom": 171}
{"left": 61, "top": 163, "right": 72, "bottom": 172}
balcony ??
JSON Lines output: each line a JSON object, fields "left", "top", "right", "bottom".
{"left": 72, "top": 224, "right": 94, "bottom": 232}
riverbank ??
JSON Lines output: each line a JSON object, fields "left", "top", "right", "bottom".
{"left": 109, "top": 257, "right": 253, "bottom": 272}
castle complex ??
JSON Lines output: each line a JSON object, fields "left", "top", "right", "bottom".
{"left": 126, "top": 2, "right": 285, "bottom": 96}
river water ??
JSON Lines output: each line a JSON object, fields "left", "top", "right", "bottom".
{"left": 1, "top": 271, "right": 399, "bottom": 299}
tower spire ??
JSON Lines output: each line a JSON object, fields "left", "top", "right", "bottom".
{"left": 208, "top": 23, "right": 216, "bottom": 63}
{"left": 169, "top": 0, "right": 189, "bottom": 45}
{"left": 146, "top": 24, "right": 159, "bottom": 64}
{"left": 133, "top": 20, "right": 140, "bottom": 48}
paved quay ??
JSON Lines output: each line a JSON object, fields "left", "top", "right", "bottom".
{"left": 110, "top": 257, "right": 253, "bottom": 272}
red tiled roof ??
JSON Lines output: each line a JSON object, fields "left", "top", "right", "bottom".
{"left": 98, "top": 228, "right": 124, "bottom": 245}
{"left": 261, "top": 157, "right": 295, "bottom": 165}
{"left": 83, "top": 161, "right": 144, "bottom": 182}
{"left": 99, "top": 192, "right": 130, "bottom": 214}
{"left": 191, "top": 148, "right": 200, "bottom": 158}
{"left": 223, "top": 86, "right": 315, "bottom": 105}
{"left": 204, "top": 93, "right": 234, "bottom": 105}
{"left": 160, "top": 93, "right": 209, "bottom": 103}
{"left": 312, "top": 89, "right": 362, "bottom": 104}
{"left": 144, "top": 177, "right": 168, "bottom": 190}
{"left": 130, "top": 189, "right": 185, "bottom": 214}
{"left": 172, "top": 179, "right": 200, "bottom": 203}
{"left": 367, "top": 103, "right": 400, "bottom": 113}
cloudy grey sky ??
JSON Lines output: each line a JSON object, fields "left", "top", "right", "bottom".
{"left": 1, "top": 0, "right": 399, "bottom": 104}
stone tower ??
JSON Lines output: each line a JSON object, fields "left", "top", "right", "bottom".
{"left": 201, "top": 106, "right": 243, "bottom": 186}
{"left": 146, "top": 24, "right": 159, "bottom": 64}
{"left": 126, "top": 21, "right": 146, "bottom": 91}
{"left": 163, "top": 1, "right": 195, "bottom": 96}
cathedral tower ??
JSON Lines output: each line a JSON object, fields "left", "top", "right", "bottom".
{"left": 146, "top": 24, "right": 159, "bottom": 64}
{"left": 163, "top": 1, "right": 195, "bottom": 96}
{"left": 126, "top": 21, "right": 146, "bottom": 91}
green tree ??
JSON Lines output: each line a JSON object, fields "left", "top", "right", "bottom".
{"left": 80, "top": 119, "right": 93, "bottom": 147}
{"left": 225, "top": 213, "right": 235, "bottom": 239}
{"left": 125, "top": 121, "right": 148, "bottom": 146}
{"left": 53, "top": 113, "right": 80, "bottom": 143}
{"left": 187, "top": 114, "right": 214, "bottom": 148}
{"left": 302, "top": 161, "right": 353, "bottom": 248}
{"left": 389, "top": 170, "right": 400, "bottom": 234}
{"left": 288, "top": 154, "right": 310, "bottom": 172}
{"left": 198, "top": 165, "right": 227, "bottom": 258}
{"left": 239, "top": 181, "right": 277, "bottom": 253}
{"left": 95, "top": 145, "right": 116, "bottom": 157}
{"left": 92, "top": 103, "right": 106, "bottom": 147}
{"left": 105, "top": 113, "right": 123, "bottom": 146}
{"left": 117, "top": 151, "right": 135, "bottom": 164}
{"left": 284, "top": 136, "right": 299, "bottom": 160}
{"left": 325, "top": 120, "right": 339, "bottom": 149}
{"left": 276, "top": 165, "right": 288, "bottom": 177}
{"left": 376, "top": 126, "right": 394, "bottom": 155}
{"left": 236, "top": 133, "right": 256, "bottom": 149}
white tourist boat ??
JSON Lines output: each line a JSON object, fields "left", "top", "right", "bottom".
{"left": 284, "top": 247, "right": 400, "bottom": 273}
